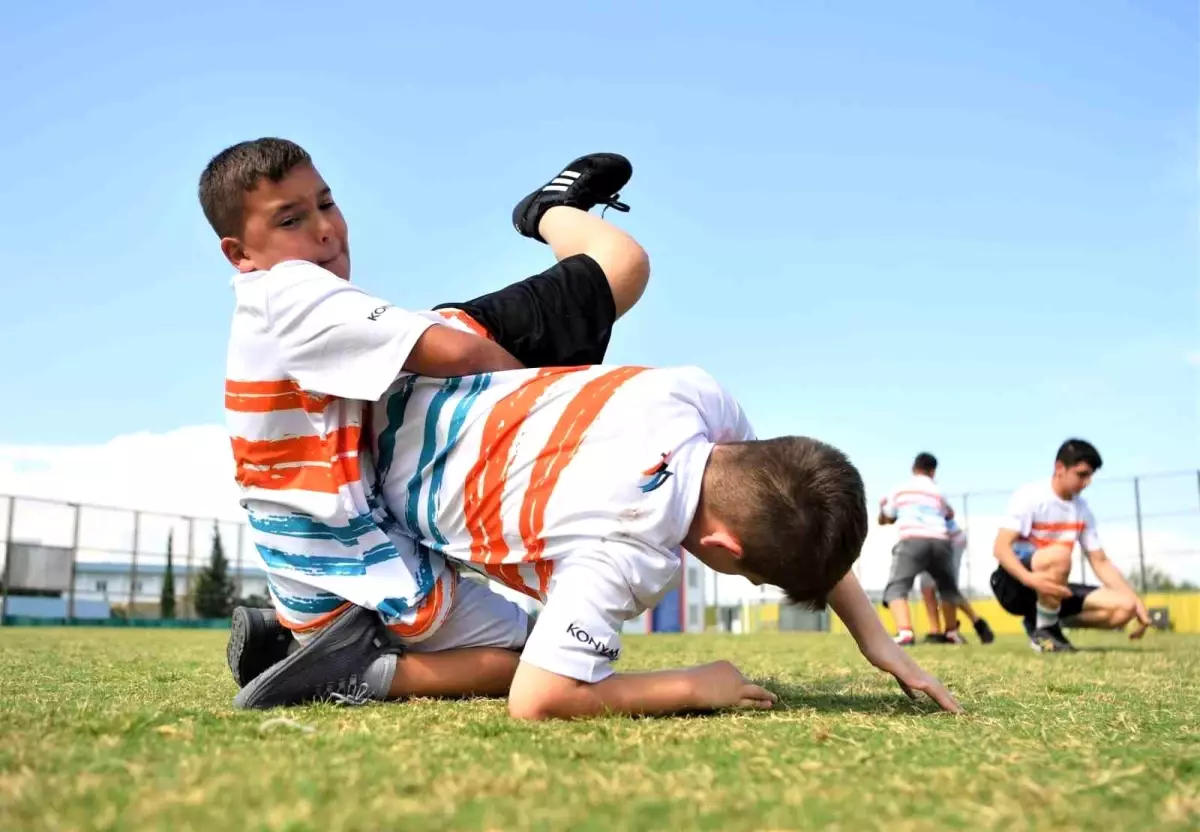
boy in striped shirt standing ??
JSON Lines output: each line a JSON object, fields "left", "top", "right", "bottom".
{"left": 877, "top": 452, "right": 968, "bottom": 645}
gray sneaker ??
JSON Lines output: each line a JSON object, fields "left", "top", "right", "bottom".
{"left": 233, "top": 605, "right": 400, "bottom": 710}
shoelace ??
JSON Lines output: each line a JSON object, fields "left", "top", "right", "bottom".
{"left": 600, "top": 195, "right": 630, "bottom": 218}
{"left": 320, "top": 676, "right": 372, "bottom": 707}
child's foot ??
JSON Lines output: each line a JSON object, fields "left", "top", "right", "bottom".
{"left": 512, "top": 153, "right": 633, "bottom": 243}
{"left": 894, "top": 630, "right": 916, "bottom": 647}
{"left": 922, "top": 632, "right": 948, "bottom": 644}
{"left": 227, "top": 606, "right": 294, "bottom": 687}
{"left": 973, "top": 617, "right": 996, "bottom": 644}
{"left": 233, "top": 605, "right": 399, "bottom": 710}
{"left": 944, "top": 628, "right": 968, "bottom": 645}
{"left": 1030, "top": 623, "right": 1077, "bottom": 653}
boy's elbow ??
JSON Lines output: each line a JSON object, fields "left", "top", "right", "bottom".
{"left": 508, "top": 690, "right": 569, "bottom": 721}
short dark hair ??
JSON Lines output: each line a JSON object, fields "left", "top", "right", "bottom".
{"left": 913, "top": 452, "right": 938, "bottom": 474}
{"left": 198, "top": 138, "right": 313, "bottom": 238}
{"left": 1056, "top": 438, "right": 1102, "bottom": 472}
{"left": 704, "top": 437, "right": 867, "bottom": 609}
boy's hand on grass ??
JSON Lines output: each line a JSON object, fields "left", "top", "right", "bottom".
{"left": 1129, "top": 599, "right": 1152, "bottom": 640}
{"left": 690, "top": 661, "right": 778, "bottom": 711}
{"left": 867, "top": 644, "right": 963, "bottom": 714}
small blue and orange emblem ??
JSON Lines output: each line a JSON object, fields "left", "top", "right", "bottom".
{"left": 638, "top": 452, "right": 674, "bottom": 493}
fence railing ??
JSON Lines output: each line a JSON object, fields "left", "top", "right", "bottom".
{"left": 0, "top": 495, "right": 257, "bottom": 622}
{"left": 3, "top": 469, "right": 1199, "bottom": 623}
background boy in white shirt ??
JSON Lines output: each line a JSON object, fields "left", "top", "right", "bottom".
{"left": 990, "top": 439, "right": 1151, "bottom": 652}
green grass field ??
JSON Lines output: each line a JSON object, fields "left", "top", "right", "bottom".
{"left": 1, "top": 628, "right": 1197, "bottom": 831}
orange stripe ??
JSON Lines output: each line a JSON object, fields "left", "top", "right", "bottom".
{"left": 436, "top": 309, "right": 495, "bottom": 341}
{"left": 387, "top": 569, "right": 452, "bottom": 639}
{"left": 1030, "top": 535, "right": 1077, "bottom": 549}
{"left": 1030, "top": 522, "right": 1084, "bottom": 531}
{"left": 535, "top": 560, "right": 555, "bottom": 596}
{"left": 231, "top": 427, "right": 361, "bottom": 493}
{"left": 276, "top": 601, "right": 353, "bottom": 633}
{"left": 518, "top": 367, "right": 648, "bottom": 561}
{"left": 480, "top": 563, "right": 543, "bottom": 601}
{"left": 462, "top": 367, "right": 587, "bottom": 565}
{"left": 225, "top": 391, "right": 332, "bottom": 414}
{"left": 231, "top": 426, "right": 361, "bottom": 468}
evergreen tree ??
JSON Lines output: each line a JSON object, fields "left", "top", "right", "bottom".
{"left": 160, "top": 532, "right": 176, "bottom": 619}
{"left": 194, "top": 522, "right": 235, "bottom": 618}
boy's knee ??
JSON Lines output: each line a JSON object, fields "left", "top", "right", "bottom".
{"left": 594, "top": 240, "right": 650, "bottom": 318}
{"left": 1110, "top": 597, "right": 1137, "bottom": 627}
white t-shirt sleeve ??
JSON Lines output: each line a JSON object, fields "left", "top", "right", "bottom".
{"left": 1000, "top": 487, "right": 1034, "bottom": 537}
{"left": 264, "top": 261, "right": 437, "bottom": 401}
{"left": 520, "top": 558, "right": 632, "bottom": 684}
{"left": 1079, "top": 500, "right": 1102, "bottom": 552}
{"left": 677, "top": 366, "right": 756, "bottom": 442}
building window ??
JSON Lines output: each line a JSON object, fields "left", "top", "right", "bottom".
{"left": 689, "top": 604, "right": 701, "bottom": 625}
{"left": 95, "top": 580, "right": 107, "bottom": 592}
{"left": 688, "top": 568, "right": 700, "bottom": 588}
{"left": 133, "top": 581, "right": 143, "bottom": 593}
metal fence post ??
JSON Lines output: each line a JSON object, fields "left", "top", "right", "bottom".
{"left": 1133, "top": 477, "right": 1146, "bottom": 593}
{"left": 236, "top": 523, "right": 245, "bottom": 600}
{"left": 1, "top": 497, "right": 15, "bottom": 624}
{"left": 127, "top": 510, "right": 141, "bottom": 619}
{"left": 67, "top": 504, "right": 81, "bottom": 622}
{"left": 185, "top": 517, "right": 195, "bottom": 619}
{"left": 961, "top": 492, "right": 970, "bottom": 596}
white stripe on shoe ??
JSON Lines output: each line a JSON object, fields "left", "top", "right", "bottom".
{"left": 541, "top": 184, "right": 569, "bottom": 192}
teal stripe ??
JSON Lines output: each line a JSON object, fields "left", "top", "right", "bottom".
{"left": 404, "top": 377, "right": 461, "bottom": 539}
{"left": 426, "top": 373, "right": 491, "bottom": 550}
{"left": 372, "top": 376, "right": 419, "bottom": 536}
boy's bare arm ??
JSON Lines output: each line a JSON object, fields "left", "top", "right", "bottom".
{"left": 404, "top": 325, "right": 524, "bottom": 376}
{"left": 827, "top": 572, "right": 962, "bottom": 713}
{"left": 506, "top": 659, "right": 775, "bottom": 721}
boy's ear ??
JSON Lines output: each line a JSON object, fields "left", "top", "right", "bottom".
{"left": 699, "top": 529, "right": 744, "bottom": 559}
{"left": 220, "top": 237, "right": 257, "bottom": 273}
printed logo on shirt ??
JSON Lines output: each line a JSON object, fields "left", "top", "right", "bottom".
{"left": 367, "top": 305, "right": 391, "bottom": 321}
{"left": 637, "top": 451, "right": 674, "bottom": 493}
{"left": 566, "top": 622, "right": 620, "bottom": 660}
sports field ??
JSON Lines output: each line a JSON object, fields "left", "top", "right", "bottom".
{"left": 2, "top": 629, "right": 1197, "bottom": 831}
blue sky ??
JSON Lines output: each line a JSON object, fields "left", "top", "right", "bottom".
{"left": 0, "top": 0, "right": 1196, "bottom": 510}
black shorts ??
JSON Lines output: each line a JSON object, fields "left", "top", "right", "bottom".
{"left": 434, "top": 254, "right": 615, "bottom": 368}
{"left": 990, "top": 566, "right": 1097, "bottom": 620}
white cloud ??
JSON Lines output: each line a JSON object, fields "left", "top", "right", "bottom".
{"left": 0, "top": 424, "right": 242, "bottom": 519}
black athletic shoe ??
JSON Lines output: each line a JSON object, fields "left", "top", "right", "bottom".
{"left": 944, "top": 629, "right": 969, "bottom": 645}
{"left": 923, "top": 632, "right": 948, "bottom": 644}
{"left": 227, "top": 606, "right": 295, "bottom": 688}
{"left": 512, "top": 153, "right": 633, "bottom": 242}
{"left": 233, "top": 605, "right": 400, "bottom": 710}
{"left": 973, "top": 617, "right": 996, "bottom": 644}
{"left": 1030, "top": 623, "right": 1077, "bottom": 653}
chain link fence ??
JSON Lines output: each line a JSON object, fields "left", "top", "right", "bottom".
{"left": 2, "top": 470, "right": 1199, "bottom": 623}
{"left": 0, "top": 496, "right": 259, "bottom": 622}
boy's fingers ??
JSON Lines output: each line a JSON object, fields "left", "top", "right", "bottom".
{"left": 742, "top": 684, "right": 777, "bottom": 704}
{"left": 920, "top": 680, "right": 963, "bottom": 714}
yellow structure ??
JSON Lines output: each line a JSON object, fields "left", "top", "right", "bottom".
{"left": 830, "top": 592, "right": 1200, "bottom": 635}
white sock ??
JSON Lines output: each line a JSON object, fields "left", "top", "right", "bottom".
{"left": 363, "top": 653, "right": 398, "bottom": 700}
{"left": 1036, "top": 604, "right": 1060, "bottom": 630}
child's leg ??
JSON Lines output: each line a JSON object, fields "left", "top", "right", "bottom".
{"left": 538, "top": 205, "right": 649, "bottom": 319}
{"left": 433, "top": 152, "right": 649, "bottom": 367}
